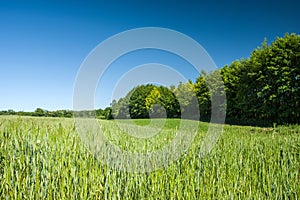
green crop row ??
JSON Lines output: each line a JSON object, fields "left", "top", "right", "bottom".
{"left": 0, "top": 116, "right": 299, "bottom": 199}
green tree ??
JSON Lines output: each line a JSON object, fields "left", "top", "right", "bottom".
{"left": 222, "top": 33, "right": 300, "bottom": 125}
{"left": 112, "top": 84, "right": 180, "bottom": 119}
{"left": 193, "top": 71, "right": 211, "bottom": 121}
{"left": 34, "top": 108, "right": 46, "bottom": 116}
{"left": 156, "top": 86, "right": 180, "bottom": 118}
{"left": 129, "top": 85, "right": 155, "bottom": 118}
{"left": 173, "top": 80, "right": 199, "bottom": 119}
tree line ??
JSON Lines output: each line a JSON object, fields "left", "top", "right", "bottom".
{"left": 111, "top": 33, "right": 300, "bottom": 126}
{"left": 1, "top": 33, "right": 299, "bottom": 126}
{"left": 0, "top": 108, "right": 113, "bottom": 119}
{"left": 0, "top": 108, "right": 73, "bottom": 118}
{"left": 222, "top": 33, "right": 300, "bottom": 125}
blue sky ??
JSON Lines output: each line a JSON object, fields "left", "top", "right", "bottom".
{"left": 0, "top": 0, "right": 299, "bottom": 111}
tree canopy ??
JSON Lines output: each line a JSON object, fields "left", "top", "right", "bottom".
{"left": 221, "top": 33, "right": 300, "bottom": 125}
{"left": 111, "top": 33, "right": 300, "bottom": 126}
{"left": 2, "top": 33, "right": 299, "bottom": 126}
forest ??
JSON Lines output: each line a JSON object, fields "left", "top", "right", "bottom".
{"left": 1, "top": 33, "right": 299, "bottom": 126}
{"left": 111, "top": 33, "right": 300, "bottom": 126}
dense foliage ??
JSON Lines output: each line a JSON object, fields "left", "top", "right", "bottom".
{"left": 111, "top": 33, "right": 300, "bottom": 126}
{"left": 1, "top": 33, "right": 299, "bottom": 126}
{"left": 221, "top": 33, "right": 300, "bottom": 125}
{"left": 0, "top": 108, "right": 113, "bottom": 120}
{"left": 111, "top": 84, "right": 181, "bottom": 119}
{"left": 0, "top": 108, "right": 73, "bottom": 118}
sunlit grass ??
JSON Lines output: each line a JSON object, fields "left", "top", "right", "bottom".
{"left": 0, "top": 116, "right": 299, "bottom": 199}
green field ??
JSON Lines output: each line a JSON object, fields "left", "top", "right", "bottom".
{"left": 0, "top": 116, "right": 299, "bottom": 199}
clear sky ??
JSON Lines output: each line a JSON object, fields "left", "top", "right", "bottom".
{"left": 0, "top": 0, "right": 299, "bottom": 111}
